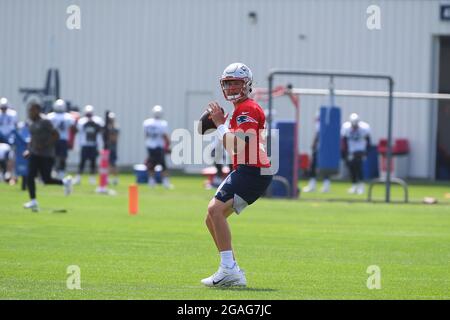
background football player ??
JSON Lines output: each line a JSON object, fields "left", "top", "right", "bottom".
{"left": 74, "top": 105, "right": 104, "bottom": 185}
{"left": 47, "top": 99, "right": 76, "bottom": 179}
{"left": 143, "top": 105, "right": 172, "bottom": 189}
{"left": 341, "top": 113, "right": 371, "bottom": 195}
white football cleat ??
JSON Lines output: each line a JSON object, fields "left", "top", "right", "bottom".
{"left": 23, "top": 200, "right": 39, "bottom": 212}
{"left": 348, "top": 184, "right": 357, "bottom": 194}
{"left": 63, "top": 175, "right": 73, "bottom": 196}
{"left": 321, "top": 179, "right": 331, "bottom": 193}
{"left": 201, "top": 265, "right": 247, "bottom": 287}
{"left": 357, "top": 183, "right": 365, "bottom": 195}
{"left": 302, "top": 179, "right": 317, "bottom": 193}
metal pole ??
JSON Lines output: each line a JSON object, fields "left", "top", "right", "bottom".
{"left": 329, "top": 76, "right": 335, "bottom": 106}
{"left": 268, "top": 74, "right": 274, "bottom": 157}
{"left": 385, "top": 79, "right": 394, "bottom": 202}
{"left": 267, "top": 70, "right": 394, "bottom": 203}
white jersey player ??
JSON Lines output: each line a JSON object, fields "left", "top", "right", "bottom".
{"left": 0, "top": 142, "right": 13, "bottom": 182}
{"left": 142, "top": 105, "right": 172, "bottom": 188}
{"left": 75, "top": 105, "right": 104, "bottom": 185}
{"left": 341, "top": 113, "right": 371, "bottom": 194}
{"left": 0, "top": 97, "right": 18, "bottom": 144}
{"left": 47, "top": 99, "right": 76, "bottom": 178}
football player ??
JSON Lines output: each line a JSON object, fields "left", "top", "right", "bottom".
{"left": 74, "top": 105, "right": 104, "bottom": 185}
{"left": 341, "top": 113, "right": 371, "bottom": 194}
{"left": 0, "top": 97, "right": 18, "bottom": 184}
{"left": 200, "top": 63, "right": 273, "bottom": 287}
{"left": 143, "top": 105, "right": 172, "bottom": 189}
{"left": 23, "top": 102, "right": 72, "bottom": 212}
{"left": 47, "top": 99, "right": 76, "bottom": 179}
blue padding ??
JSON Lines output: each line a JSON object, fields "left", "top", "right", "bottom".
{"left": 271, "top": 121, "right": 296, "bottom": 198}
{"left": 14, "top": 127, "right": 30, "bottom": 176}
{"left": 317, "top": 106, "right": 341, "bottom": 173}
{"left": 363, "top": 145, "right": 379, "bottom": 180}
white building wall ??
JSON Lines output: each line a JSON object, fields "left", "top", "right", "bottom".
{"left": 1, "top": 0, "right": 450, "bottom": 177}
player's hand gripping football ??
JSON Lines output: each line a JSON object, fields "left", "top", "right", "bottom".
{"left": 208, "top": 102, "right": 228, "bottom": 127}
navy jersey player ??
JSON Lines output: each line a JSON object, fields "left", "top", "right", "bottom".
{"left": 201, "top": 63, "right": 273, "bottom": 287}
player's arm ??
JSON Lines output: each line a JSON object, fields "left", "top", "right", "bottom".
{"left": 208, "top": 102, "right": 247, "bottom": 155}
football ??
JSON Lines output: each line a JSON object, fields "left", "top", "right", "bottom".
{"left": 197, "top": 107, "right": 224, "bottom": 135}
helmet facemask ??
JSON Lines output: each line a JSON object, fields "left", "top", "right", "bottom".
{"left": 220, "top": 78, "right": 251, "bottom": 102}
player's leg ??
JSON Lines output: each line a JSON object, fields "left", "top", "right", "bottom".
{"left": 5, "top": 148, "right": 16, "bottom": 185}
{"left": 206, "top": 197, "right": 234, "bottom": 253}
{"left": 303, "top": 150, "right": 317, "bottom": 192}
{"left": 202, "top": 197, "right": 245, "bottom": 287}
{"left": 76, "top": 147, "right": 87, "bottom": 184}
{"left": 205, "top": 213, "right": 220, "bottom": 250}
{"left": 24, "top": 154, "right": 39, "bottom": 210}
{"left": 109, "top": 149, "right": 118, "bottom": 185}
{"left": 147, "top": 148, "right": 156, "bottom": 187}
{"left": 201, "top": 167, "right": 272, "bottom": 287}
{"left": 38, "top": 156, "right": 63, "bottom": 185}
{"left": 159, "top": 148, "right": 172, "bottom": 189}
{"left": 347, "top": 155, "right": 358, "bottom": 193}
{"left": 0, "top": 159, "right": 7, "bottom": 182}
{"left": 88, "top": 147, "right": 98, "bottom": 185}
{"left": 355, "top": 153, "right": 365, "bottom": 194}
{"left": 56, "top": 140, "right": 68, "bottom": 179}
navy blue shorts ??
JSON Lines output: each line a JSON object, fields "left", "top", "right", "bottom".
{"left": 214, "top": 165, "right": 273, "bottom": 214}
{"left": 109, "top": 149, "right": 117, "bottom": 166}
{"left": 81, "top": 146, "right": 98, "bottom": 160}
{"left": 147, "top": 147, "right": 166, "bottom": 170}
{"left": 55, "top": 140, "right": 69, "bottom": 158}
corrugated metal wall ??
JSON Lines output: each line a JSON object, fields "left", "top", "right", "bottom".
{"left": 1, "top": 0, "right": 449, "bottom": 178}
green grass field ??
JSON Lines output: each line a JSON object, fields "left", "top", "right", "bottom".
{"left": 0, "top": 175, "right": 449, "bottom": 300}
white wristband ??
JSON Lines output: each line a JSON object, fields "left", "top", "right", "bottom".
{"left": 216, "top": 124, "right": 230, "bottom": 140}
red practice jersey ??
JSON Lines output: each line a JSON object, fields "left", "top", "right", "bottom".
{"left": 228, "top": 98, "right": 270, "bottom": 169}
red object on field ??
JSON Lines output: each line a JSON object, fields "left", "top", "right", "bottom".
{"left": 378, "top": 138, "right": 410, "bottom": 155}
{"left": 378, "top": 138, "right": 410, "bottom": 173}
{"left": 128, "top": 184, "right": 138, "bottom": 215}
{"left": 299, "top": 154, "right": 310, "bottom": 171}
{"left": 98, "top": 149, "right": 110, "bottom": 189}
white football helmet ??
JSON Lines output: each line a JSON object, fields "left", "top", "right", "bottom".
{"left": 220, "top": 63, "right": 253, "bottom": 102}
{"left": 0, "top": 97, "right": 8, "bottom": 109}
{"left": 53, "top": 99, "right": 67, "bottom": 113}
{"left": 152, "top": 105, "right": 163, "bottom": 119}
{"left": 84, "top": 105, "right": 94, "bottom": 115}
{"left": 349, "top": 113, "right": 360, "bottom": 127}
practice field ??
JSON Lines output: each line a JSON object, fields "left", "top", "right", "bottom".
{"left": 0, "top": 175, "right": 449, "bottom": 300}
